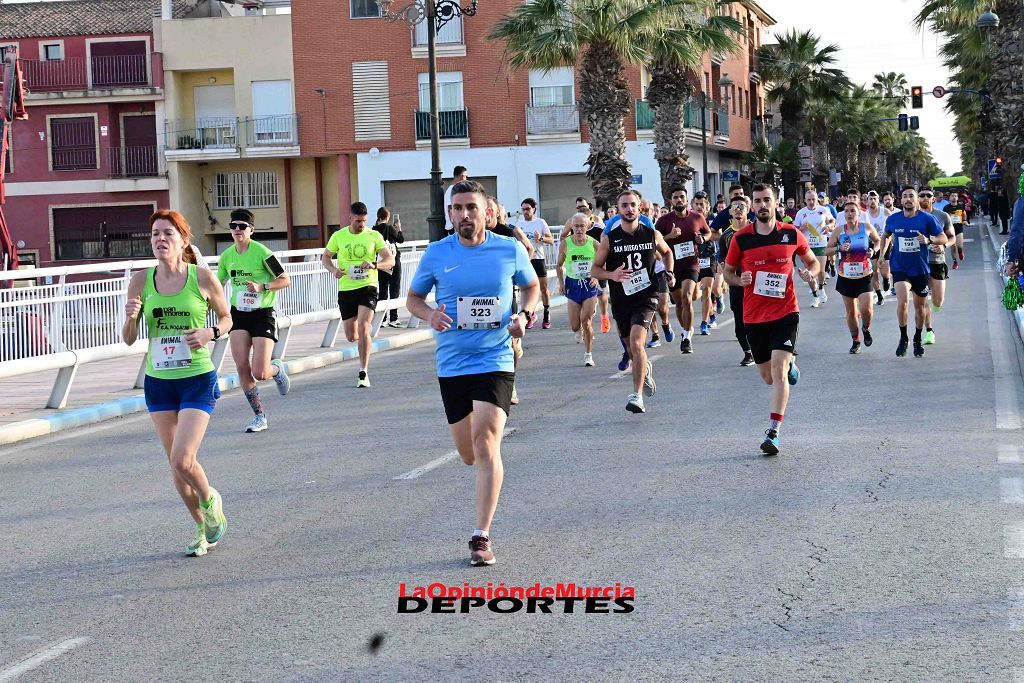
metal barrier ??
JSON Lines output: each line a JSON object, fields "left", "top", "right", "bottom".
{"left": 0, "top": 237, "right": 561, "bottom": 409}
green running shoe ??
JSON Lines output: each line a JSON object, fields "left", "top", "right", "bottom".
{"left": 202, "top": 487, "right": 227, "bottom": 544}
{"left": 186, "top": 525, "right": 209, "bottom": 557}
{"left": 922, "top": 330, "right": 936, "bottom": 345}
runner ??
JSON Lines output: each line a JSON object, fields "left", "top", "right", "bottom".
{"left": 655, "top": 186, "right": 711, "bottom": 354}
{"left": 321, "top": 202, "right": 396, "bottom": 387}
{"left": 865, "top": 191, "right": 893, "bottom": 305}
{"left": 216, "top": 209, "right": 292, "bottom": 433}
{"left": 592, "top": 189, "right": 674, "bottom": 413}
{"left": 487, "top": 197, "right": 532, "bottom": 405}
{"left": 825, "top": 202, "right": 880, "bottom": 353}
{"left": 407, "top": 180, "right": 539, "bottom": 567}
{"left": 879, "top": 191, "right": 896, "bottom": 295}
{"left": 696, "top": 231, "right": 718, "bottom": 336}
{"left": 557, "top": 212, "right": 601, "bottom": 366}
{"left": 723, "top": 184, "right": 819, "bottom": 456}
{"left": 561, "top": 203, "right": 612, "bottom": 333}
{"left": 697, "top": 191, "right": 727, "bottom": 322}
{"left": 793, "top": 189, "right": 833, "bottom": 307}
{"left": 919, "top": 187, "right": 956, "bottom": 345}
{"left": 719, "top": 196, "right": 755, "bottom": 366}
{"left": 876, "top": 187, "right": 948, "bottom": 358}
{"left": 121, "top": 209, "right": 230, "bottom": 557}
{"left": 515, "top": 198, "right": 553, "bottom": 329}
{"left": 944, "top": 190, "right": 968, "bottom": 268}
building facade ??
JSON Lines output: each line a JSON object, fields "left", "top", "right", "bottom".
{"left": 0, "top": 0, "right": 170, "bottom": 267}
{"left": 291, "top": 0, "right": 775, "bottom": 239}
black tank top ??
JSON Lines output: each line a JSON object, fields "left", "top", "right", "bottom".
{"left": 606, "top": 223, "right": 658, "bottom": 302}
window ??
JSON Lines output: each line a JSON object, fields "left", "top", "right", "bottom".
{"left": 414, "top": 14, "right": 462, "bottom": 45}
{"left": 215, "top": 171, "right": 279, "bottom": 209}
{"left": 351, "top": 0, "right": 380, "bottom": 18}
{"left": 52, "top": 204, "right": 154, "bottom": 260}
{"left": 42, "top": 43, "right": 63, "bottom": 61}
{"left": 418, "top": 72, "right": 463, "bottom": 111}
{"left": 251, "top": 80, "right": 294, "bottom": 144}
{"left": 50, "top": 117, "right": 97, "bottom": 171}
{"left": 529, "top": 67, "right": 575, "bottom": 107}
{"left": 352, "top": 61, "right": 391, "bottom": 141}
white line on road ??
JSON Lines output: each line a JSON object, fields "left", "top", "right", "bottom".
{"left": 0, "top": 637, "right": 90, "bottom": 683}
{"left": 1002, "top": 478, "right": 1024, "bottom": 505}
{"left": 982, "top": 238, "right": 1023, "bottom": 430}
{"left": 394, "top": 428, "right": 517, "bottom": 480}
{"left": 1005, "top": 523, "right": 1024, "bottom": 559}
{"left": 1000, "top": 445, "right": 1022, "bottom": 465}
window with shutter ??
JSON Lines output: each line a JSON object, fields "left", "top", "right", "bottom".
{"left": 50, "top": 117, "right": 97, "bottom": 171}
{"left": 352, "top": 61, "right": 391, "bottom": 141}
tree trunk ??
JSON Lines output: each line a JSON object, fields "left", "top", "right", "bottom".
{"left": 647, "top": 61, "right": 694, "bottom": 204}
{"left": 579, "top": 43, "right": 632, "bottom": 208}
{"left": 990, "top": 0, "right": 1024, "bottom": 199}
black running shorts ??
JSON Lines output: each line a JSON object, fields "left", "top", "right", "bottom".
{"left": 929, "top": 263, "right": 948, "bottom": 281}
{"left": 744, "top": 312, "right": 799, "bottom": 365}
{"left": 670, "top": 270, "right": 699, "bottom": 291}
{"left": 654, "top": 271, "right": 669, "bottom": 294}
{"left": 338, "top": 287, "right": 379, "bottom": 320}
{"left": 531, "top": 258, "right": 548, "bottom": 279}
{"left": 611, "top": 296, "right": 657, "bottom": 339}
{"left": 229, "top": 306, "right": 278, "bottom": 342}
{"left": 892, "top": 271, "right": 930, "bottom": 297}
{"left": 835, "top": 276, "right": 872, "bottom": 299}
{"left": 438, "top": 371, "right": 515, "bottom": 424}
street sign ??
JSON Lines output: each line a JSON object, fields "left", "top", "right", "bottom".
{"left": 797, "top": 144, "right": 812, "bottom": 160}
{"left": 722, "top": 169, "right": 740, "bottom": 183}
{"left": 932, "top": 86, "right": 946, "bottom": 99}
{"left": 799, "top": 171, "right": 813, "bottom": 182}
{"left": 630, "top": 174, "right": 642, "bottom": 185}
{"left": 988, "top": 159, "right": 1001, "bottom": 179}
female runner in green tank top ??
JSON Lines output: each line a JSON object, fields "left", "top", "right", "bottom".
{"left": 121, "top": 209, "right": 233, "bottom": 557}
{"left": 556, "top": 212, "right": 602, "bottom": 366}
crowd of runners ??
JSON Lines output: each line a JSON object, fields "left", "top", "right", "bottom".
{"left": 122, "top": 176, "right": 974, "bottom": 565}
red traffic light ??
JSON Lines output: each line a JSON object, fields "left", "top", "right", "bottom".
{"left": 911, "top": 86, "right": 924, "bottom": 109}
{"left": 997, "top": 157, "right": 1003, "bottom": 164}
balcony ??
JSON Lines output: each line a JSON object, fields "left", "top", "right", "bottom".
{"left": 526, "top": 104, "right": 580, "bottom": 142}
{"left": 412, "top": 17, "right": 465, "bottom": 57}
{"left": 414, "top": 109, "right": 469, "bottom": 148}
{"left": 243, "top": 114, "right": 300, "bottom": 157}
{"left": 635, "top": 100, "right": 654, "bottom": 130}
{"left": 164, "top": 118, "right": 241, "bottom": 161}
{"left": 52, "top": 145, "right": 97, "bottom": 172}
{"left": 106, "top": 146, "right": 160, "bottom": 178}
{"left": 19, "top": 54, "right": 153, "bottom": 94}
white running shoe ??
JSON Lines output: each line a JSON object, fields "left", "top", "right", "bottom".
{"left": 819, "top": 290, "right": 828, "bottom": 304}
{"left": 271, "top": 359, "right": 290, "bottom": 396}
{"left": 811, "top": 296, "right": 821, "bottom": 308}
{"left": 245, "top": 414, "right": 268, "bottom": 432}
{"left": 584, "top": 352, "right": 594, "bottom": 367}
{"left": 625, "top": 393, "right": 645, "bottom": 414}
{"left": 575, "top": 329, "right": 583, "bottom": 344}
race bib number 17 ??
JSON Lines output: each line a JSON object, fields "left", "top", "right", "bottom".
{"left": 151, "top": 335, "right": 192, "bottom": 370}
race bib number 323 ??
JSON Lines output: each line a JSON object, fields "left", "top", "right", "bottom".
{"left": 456, "top": 296, "right": 502, "bottom": 330}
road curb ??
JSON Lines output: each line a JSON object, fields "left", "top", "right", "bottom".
{"left": 984, "top": 223, "right": 1024, "bottom": 343}
{"left": 0, "top": 296, "right": 568, "bottom": 447}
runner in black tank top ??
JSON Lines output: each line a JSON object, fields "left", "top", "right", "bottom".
{"left": 593, "top": 190, "right": 674, "bottom": 414}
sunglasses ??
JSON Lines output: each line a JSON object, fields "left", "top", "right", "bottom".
{"left": 229, "top": 222, "right": 251, "bottom": 230}
{"left": 919, "top": 193, "right": 933, "bottom": 198}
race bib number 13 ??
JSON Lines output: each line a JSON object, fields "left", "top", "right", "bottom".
{"left": 456, "top": 296, "right": 502, "bottom": 330}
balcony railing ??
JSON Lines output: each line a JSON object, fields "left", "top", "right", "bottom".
{"left": 414, "top": 109, "right": 469, "bottom": 140}
{"left": 526, "top": 104, "right": 579, "bottom": 134}
{"left": 52, "top": 146, "right": 97, "bottom": 172}
{"left": 635, "top": 100, "right": 654, "bottom": 130}
{"left": 413, "top": 16, "right": 463, "bottom": 46}
{"left": 244, "top": 114, "right": 298, "bottom": 147}
{"left": 106, "top": 146, "right": 160, "bottom": 178}
{"left": 713, "top": 108, "right": 730, "bottom": 137}
{"left": 20, "top": 54, "right": 151, "bottom": 92}
{"left": 165, "top": 117, "right": 239, "bottom": 151}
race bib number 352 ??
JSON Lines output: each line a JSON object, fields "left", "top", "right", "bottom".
{"left": 753, "top": 271, "right": 788, "bottom": 298}
{"left": 456, "top": 296, "right": 502, "bottom": 330}
{"left": 152, "top": 335, "right": 192, "bottom": 370}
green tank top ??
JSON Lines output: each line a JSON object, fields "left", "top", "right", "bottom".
{"left": 565, "top": 235, "right": 597, "bottom": 280}
{"left": 142, "top": 264, "right": 215, "bottom": 379}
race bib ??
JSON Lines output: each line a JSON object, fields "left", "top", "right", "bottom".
{"left": 456, "top": 296, "right": 502, "bottom": 330}
{"left": 699, "top": 257, "right": 712, "bottom": 269}
{"left": 951, "top": 212, "right": 963, "bottom": 224}
{"left": 623, "top": 269, "right": 652, "bottom": 296}
{"left": 807, "top": 234, "right": 827, "bottom": 248}
{"left": 674, "top": 242, "right": 695, "bottom": 259}
{"left": 753, "top": 271, "right": 787, "bottom": 298}
{"left": 842, "top": 261, "right": 866, "bottom": 278}
{"left": 237, "top": 290, "right": 260, "bottom": 312}
{"left": 572, "top": 260, "right": 592, "bottom": 279}
{"left": 151, "top": 335, "right": 192, "bottom": 371}
{"left": 898, "top": 236, "right": 920, "bottom": 253}
{"left": 348, "top": 265, "right": 370, "bottom": 281}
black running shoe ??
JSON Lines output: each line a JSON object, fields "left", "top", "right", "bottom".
{"left": 863, "top": 329, "right": 873, "bottom": 347}
{"left": 914, "top": 343, "right": 925, "bottom": 358}
{"left": 850, "top": 341, "right": 861, "bottom": 354}
{"left": 740, "top": 351, "right": 754, "bottom": 366}
{"left": 896, "top": 338, "right": 908, "bottom": 357}
{"left": 680, "top": 338, "right": 692, "bottom": 354}
{"left": 875, "top": 291, "right": 884, "bottom": 306}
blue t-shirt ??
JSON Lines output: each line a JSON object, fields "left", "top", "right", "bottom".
{"left": 603, "top": 214, "right": 654, "bottom": 234}
{"left": 410, "top": 232, "right": 536, "bottom": 377}
{"left": 710, "top": 207, "right": 756, "bottom": 229}
{"left": 823, "top": 203, "right": 838, "bottom": 219}
{"left": 885, "top": 211, "right": 943, "bottom": 277}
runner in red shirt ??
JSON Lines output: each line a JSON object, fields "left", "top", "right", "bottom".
{"left": 723, "top": 184, "right": 820, "bottom": 456}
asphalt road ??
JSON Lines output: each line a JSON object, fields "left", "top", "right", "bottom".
{"left": 2, "top": 222, "right": 1024, "bottom": 682}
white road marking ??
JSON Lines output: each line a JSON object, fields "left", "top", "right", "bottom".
{"left": 608, "top": 354, "right": 663, "bottom": 380}
{"left": 1000, "top": 445, "right": 1022, "bottom": 465}
{"left": 1005, "top": 523, "right": 1024, "bottom": 559}
{"left": 982, "top": 239, "right": 1023, "bottom": 430}
{"left": 1002, "top": 478, "right": 1024, "bottom": 505}
{"left": 1010, "top": 590, "right": 1024, "bottom": 632}
{"left": 0, "top": 637, "right": 90, "bottom": 683}
{"left": 394, "top": 428, "right": 516, "bottom": 480}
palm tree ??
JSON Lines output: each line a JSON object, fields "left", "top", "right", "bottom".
{"left": 489, "top": 0, "right": 709, "bottom": 206}
{"left": 755, "top": 29, "right": 851, "bottom": 196}
{"left": 872, "top": 71, "right": 909, "bottom": 107}
{"left": 645, "top": 5, "right": 740, "bottom": 202}
{"left": 743, "top": 138, "right": 799, "bottom": 187}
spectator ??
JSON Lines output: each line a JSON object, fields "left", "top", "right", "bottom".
{"left": 994, "top": 186, "right": 1011, "bottom": 234}
{"left": 373, "top": 207, "right": 405, "bottom": 327}
{"left": 1007, "top": 176, "right": 1024, "bottom": 273}
{"left": 443, "top": 165, "right": 468, "bottom": 234}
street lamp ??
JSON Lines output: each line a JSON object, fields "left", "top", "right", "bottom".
{"left": 694, "top": 74, "right": 734, "bottom": 196}
{"left": 376, "top": 0, "right": 478, "bottom": 241}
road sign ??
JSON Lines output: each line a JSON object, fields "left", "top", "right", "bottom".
{"left": 722, "top": 169, "right": 740, "bottom": 183}
{"left": 630, "top": 174, "right": 642, "bottom": 185}
{"left": 799, "top": 171, "right": 813, "bottom": 182}
{"left": 932, "top": 86, "right": 946, "bottom": 99}
{"left": 988, "top": 159, "right": 1002, "bottom": 179}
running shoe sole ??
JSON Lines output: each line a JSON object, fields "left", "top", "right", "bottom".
{"left": 643, "top": 360, "right": 656, "bottom": 397}
{"left": 204, "top": 488, "right": 226, "bottom": 544}
{"left": 625, "top": 399, "right": 645, "bottom": 414}
{"left": 760, "top": 438, "right": 780, "bottom": 456}
{"left": 787, "top": 361, "right": 799, "bottom": 386}
{"left": 271, "top": 359, "right": 290, "bottom": 396}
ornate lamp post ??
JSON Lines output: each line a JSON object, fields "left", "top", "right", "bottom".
{"left": 376, "top": 0, "right": 478, "bottom": 241}
{"left": 695, "top": 74, "right": 733, "bottom": 195}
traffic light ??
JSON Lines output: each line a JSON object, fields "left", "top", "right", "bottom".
{"left": 898, "top": 113, "right": 909, "bottom": 132}
{"left": 910, "top": 116, "right": 920, "bottom": 130}
{"left": 911, "top": 86, "right": 923, "bottom": 109}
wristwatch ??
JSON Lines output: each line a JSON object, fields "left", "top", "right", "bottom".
{"left": 209, "top": 326, "right": 220, "bottom": 341}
